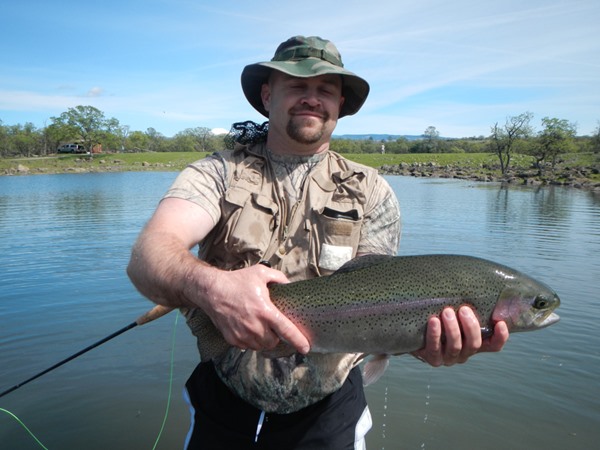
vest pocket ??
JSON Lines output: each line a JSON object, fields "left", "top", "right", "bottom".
{"left": 223, "top": 188, "right": 279, "bottom": 261}
{"left": 310, "top": 206, "right": 363, "bottom": 275}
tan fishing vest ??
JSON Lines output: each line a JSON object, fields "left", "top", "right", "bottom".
{"left": 184, "top": 143, "right": 382, "bottom": 413}
{"left": 198, "top": 143, "right": 373, "bottom": 279}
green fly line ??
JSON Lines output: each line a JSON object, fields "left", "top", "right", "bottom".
{"left": 0, "top": 408, "right": 49, "bottom": 450}
{"left": 0, "top": 311, "right": 180, "bottom": 449}
{"left": 152, "top": 310, "right": 179, "bottom": 449}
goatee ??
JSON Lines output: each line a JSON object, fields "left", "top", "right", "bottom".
{"left": 286, "top": 110, "right": 330, "bottom": 145}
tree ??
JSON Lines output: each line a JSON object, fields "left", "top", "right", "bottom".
{"left": 422, "top": 126, "right": 440, "bottom": 152}
{"left": 532, "top": 117, "right": 577, "bottom": 174}
{"left": 592, "top": 121, "right": 600, "bottom": 154}
{"left": 126, "top": 130, "right": 151, "bottom": 152}
{"left": 118, "top": 125, "right": 130, "bottom": 152}
{"left": 50, "top": 105, "right": 115, "bottom": 155}
{"left": 489, "top": 112, "right": 533, "bottom": 174}
{"left": 330, "top": 138, "right": 361, "bottom": 153}
{"left": 385, "top": 137, "right": 410, "bottom": 154}
{"left": 7, "top": 123, "right": 41, "bottom": 157}
{"left": 0, "top": 120, "right": 8, "bottom": 157}
{"left": 176, "top": 127, "right": 215, "bottom": 152}
{"left": 145, "top": 127, "right": 166, "bottom": 152}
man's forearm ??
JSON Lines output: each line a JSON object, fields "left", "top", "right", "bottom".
{"left": 127, "top": 230, "right": 215, "bottom": 308}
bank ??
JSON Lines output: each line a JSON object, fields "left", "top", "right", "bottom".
{"left": 2, "top": 151, "right": 599, "bottom": 190}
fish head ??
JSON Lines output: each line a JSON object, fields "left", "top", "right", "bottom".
{"left": 492, "top": 277, "right": 560, "bottom": 332}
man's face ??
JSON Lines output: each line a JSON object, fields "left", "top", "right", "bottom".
{"left": 261, "top": 72, "right": 345, "bottom": 147}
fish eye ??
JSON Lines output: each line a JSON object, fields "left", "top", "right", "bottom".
{"left": 533, "top": 296, "right": 549, "bottom": 309}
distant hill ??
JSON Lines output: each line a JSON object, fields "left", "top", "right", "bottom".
{"left": 333, "top": 134, "right": 424, "bottom": 141}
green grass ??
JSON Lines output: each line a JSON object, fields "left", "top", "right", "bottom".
{"left": 1, "top": 152, "right": 211, "bottom": 174}
{"left": 1, "top": 151, "right": 596, "bottom": 178}
{"left": 343, "top": 152, "right": 518, "bottom": 168}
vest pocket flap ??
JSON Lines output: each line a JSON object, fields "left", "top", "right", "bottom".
{"left": 225, "top": 187, "right": 251, "bottom": 207}
{"left": 252, "top": 193, "right": 279, "bottom": 215}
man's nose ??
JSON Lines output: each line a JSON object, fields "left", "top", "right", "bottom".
{"left": 299, "top": 88, "right": 321, "bottom": 107}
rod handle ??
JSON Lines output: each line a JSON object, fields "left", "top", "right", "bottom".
{"left": 135, "top": 304, "right": 174, "bottom": 326}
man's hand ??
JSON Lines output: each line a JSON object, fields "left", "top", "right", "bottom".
{"left": 196, "top": 263, "right": 311, "bottom": 355}
{"left": 412, "top": 306, "right": 509, "bottom": 367}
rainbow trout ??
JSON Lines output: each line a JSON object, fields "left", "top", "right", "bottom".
{"left": 268, "top": 254, "right": 560, "bottom": 384}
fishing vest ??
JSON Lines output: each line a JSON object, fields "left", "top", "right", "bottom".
{"left": 184, "top": 142, "right": 381, "bottom": 413}
{"left": 197, "top": 142, "right": 373, "bottom": 279}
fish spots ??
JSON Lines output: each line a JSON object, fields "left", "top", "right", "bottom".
{"left": 269, "top": 254, "right": 560, "bottom": 353}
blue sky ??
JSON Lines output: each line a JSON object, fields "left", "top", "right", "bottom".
{"left": 1, "top": 0, "right": 599, "bottom": 138}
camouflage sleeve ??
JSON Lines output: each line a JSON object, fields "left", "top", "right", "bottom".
{"left": 162, "top": 153, "right": 228, "bottom": 225}
{"left": 357, "top": 177, "right": 401, "bottom": 256}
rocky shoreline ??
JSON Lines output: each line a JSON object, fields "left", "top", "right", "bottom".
{"left": 5, "top": 158, "right": 600, "bottom": 191}
{"left": 379, "top": 162, "right": 600, "bottom": 191}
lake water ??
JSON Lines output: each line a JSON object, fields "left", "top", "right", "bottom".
{"left": 0, "top": 172, "right": 598, "bottom": 450}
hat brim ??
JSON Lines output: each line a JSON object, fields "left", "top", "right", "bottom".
{"left": 241, "top": 58, "right": 370, "bottom": 118}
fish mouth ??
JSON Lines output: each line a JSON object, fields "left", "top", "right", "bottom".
{"left": 538, "top": 312, "right": 560, "bottom": 329}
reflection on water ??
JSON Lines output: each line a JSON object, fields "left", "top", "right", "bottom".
{"left": 0, "top": 173, "right": 599, "bottom": 450}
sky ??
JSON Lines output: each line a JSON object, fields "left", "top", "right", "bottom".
{"left": 1, "top": 0, "right": 599, "bottom": 138}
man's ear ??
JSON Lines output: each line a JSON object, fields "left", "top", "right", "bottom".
{"left": 338, "top": 96, "right": 345, "bottom": 116}
{"left": 261, "top": 83, "right": 271, "bottom": 113}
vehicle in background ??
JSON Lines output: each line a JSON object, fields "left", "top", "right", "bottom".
{"left": 57, "top": 143, "right": 86, "bottom": 154}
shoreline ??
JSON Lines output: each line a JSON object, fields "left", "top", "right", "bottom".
{"left": 3, "top": 154, "right": 600, "bottom": 191}
{"left": 378, "top": 161, "right": 600, "bottom": 191}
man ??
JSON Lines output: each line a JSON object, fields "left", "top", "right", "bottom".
{"left": 127, "top": 36, "right": 509, "bottom": 449}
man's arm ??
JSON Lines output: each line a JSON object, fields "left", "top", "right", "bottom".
{"left": 127, "top": 197, "right": 310, "bottom": 354}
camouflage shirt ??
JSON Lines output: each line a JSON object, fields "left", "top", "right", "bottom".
{"left": 165, "top": 143, "right": 400, "bottom": 413}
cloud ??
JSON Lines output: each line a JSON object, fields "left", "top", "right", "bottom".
{"left": 86, "top": 86, "right": 104, "bottom": 97}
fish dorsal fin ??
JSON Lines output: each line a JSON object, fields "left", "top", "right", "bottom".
{"left": 334, "top": 254, "right": 395, "bottom": 275}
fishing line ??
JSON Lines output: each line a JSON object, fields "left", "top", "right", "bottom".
{"left": 0, "top": 408, "right": 49, "bottom": 450}
{"left": 0, "top": 310, "right": 180, "bottom": 450}
{"left": 152, "top": 310, "right": 179, "bottom": 449}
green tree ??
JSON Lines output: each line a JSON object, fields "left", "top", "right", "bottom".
{"left": 50, "top": 105, "right": 116, "bottom": 155}
{"left": 359, "top": 137, "right": 379, "bottom": 153}
{"left": 172, "top": 131, "right": 196, "bottom": 152}
{"left": 330, "top": 138, "right": 361, "bottom": 153}
{"left": 592, "top": 121, "right": 600, "bottom": 153}
{"left": 126, "top": 130, "right": 151, "bottom": 152}
{"left": 8, "top": 123, "right": 41, "bottom": 157}
{"left": 45, "top": 122, "right": 73, "bottom": 154}
{"left": 533, "top": 117, "right": 577, "bottom": 174}
{"left": 145, "top": 128, "right": 167, "bottom": 152}
{"left": 176, "top": 127, "right": 215, "bottom": 152}
{"left": 0, "top": 120, "right": 8, "bottom": 157}
{"left": 422, "top": 126, "right": 440, "bottom": 152}
{"left": 489, "top": 112, "right": 533, "bottom": 174}
{"left": 385, "top": 137, "right": 410, "bottom": 154}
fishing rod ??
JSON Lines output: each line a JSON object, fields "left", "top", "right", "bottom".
{"left": 0, "top": 304, "right": 173, "bottom": 400}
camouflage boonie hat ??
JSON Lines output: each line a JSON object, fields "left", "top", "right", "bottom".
{"left": 241, "top": 36, "right": 370, "bottom": 118}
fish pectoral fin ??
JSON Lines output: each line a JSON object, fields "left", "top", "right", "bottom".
{"left": 362, "top": 354, "right": 390, "bottom": 387}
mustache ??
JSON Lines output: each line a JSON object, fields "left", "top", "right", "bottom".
{"left": 289, "top": 105, "right": 329, "bottom": 120}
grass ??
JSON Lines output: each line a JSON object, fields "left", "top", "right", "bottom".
{"left": 1, "top": 151, "right": 597, "bottom": 180}
{"left": 1, "top": 152, "right": 211, "bottom": 174}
